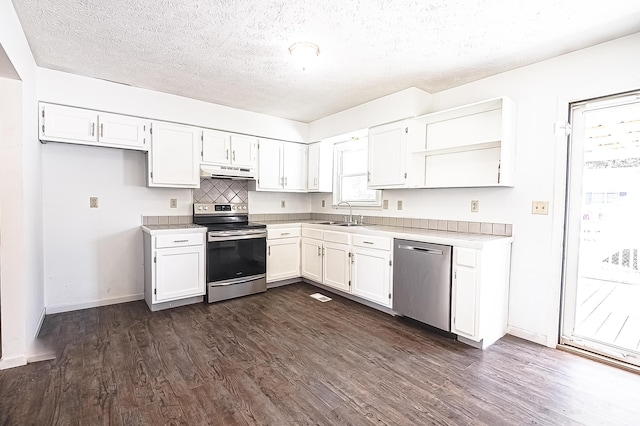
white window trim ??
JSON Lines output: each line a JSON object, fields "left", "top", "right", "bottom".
{"left": 332, "top": 138, "right": 382, "bottom": 208}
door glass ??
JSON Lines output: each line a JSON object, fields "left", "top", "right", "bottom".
{"left": 207, "top": 238, "right": 266, "bottom": 283}
{"left": 563, "top": 92, "right": 640, "bottom": 366}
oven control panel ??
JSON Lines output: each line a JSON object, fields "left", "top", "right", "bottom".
{"left": 194, "top": 203, "right": 248, "bottom": 215}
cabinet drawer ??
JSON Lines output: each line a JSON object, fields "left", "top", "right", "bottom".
{"left": 323, "top": 231, "right": 350, "bottom": 245}
{"left": 155, "top": 233, "right": 204, "bottom": 248}
{"left": 302, "top": 228, "right": 323, "bottom": 240}
{"left": 352, "top": 234, "right": 391, "bottom": 251}
{"left": 455, "top": 247, "right": 477, "bottom": 268}
{"left": 267, "top": 227, "right": 301, "bottom": 239}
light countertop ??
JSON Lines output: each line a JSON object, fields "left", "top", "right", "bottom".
{"left": 141, "top": 224, "right": 207, "bottom": 235}
{"left": 260, "top": 220, "right": 512, "bottom": 249}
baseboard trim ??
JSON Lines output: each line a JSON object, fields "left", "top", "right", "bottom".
{"left": 46, "top": 293, "right": 144, "bottom": 314}
{"left": 507, "top": 325, "right": 549, "bottom": 347}
{"left": 267, "top": 278, "right": 300, "bottom": 288}
{"left": 33, "top": 307, "right": 46, "bottom": 339}
{"left": 0, "top": 355, "right": 27, "bottom": 370}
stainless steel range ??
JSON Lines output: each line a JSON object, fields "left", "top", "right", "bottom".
{"left": 193, "top": 203, "right": 267, "bottom": 303}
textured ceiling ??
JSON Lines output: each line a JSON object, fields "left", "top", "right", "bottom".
{"left": 11, "top": 0, "right": 640, "bottom": 122}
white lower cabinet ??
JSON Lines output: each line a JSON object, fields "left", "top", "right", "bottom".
{"left": 301, "top": 237, "right": 323, "bottom": 282}
{"left": 351, "top": 235, "right": 393, "bottom": 307}
{"left": 143, "top": 230, "right": 206, "bottom": 311}
{"left": 322, "top": 241, "right": 351, "bottom": 292}
{"left": 451, "top": 245, "right": 512, "bottom": 348}
{"left": 266, "top": 227, "right": 301, "bottom": 283}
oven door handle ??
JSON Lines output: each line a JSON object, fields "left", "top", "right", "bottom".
{"left": 208, "top": 232, "right": 267, "bottom": 242}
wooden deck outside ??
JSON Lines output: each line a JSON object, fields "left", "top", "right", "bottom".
{"left": 574, "top": 277, "right": 640, "bottom": 352}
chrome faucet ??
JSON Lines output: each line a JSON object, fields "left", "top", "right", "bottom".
{"left": 336, "top": 201, "right": 353, "bottom": 223}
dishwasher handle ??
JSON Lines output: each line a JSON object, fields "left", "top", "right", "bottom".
{"left": 397, "top": 244, "right": 443, "bottom": 255}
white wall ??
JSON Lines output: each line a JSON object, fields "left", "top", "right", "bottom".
{"left": 309, "top": 33, "right": 640, "bottom": 347}
{"left": 0, "top": 0, "right": 44, "bottom": 368}
{"left": 309, "top": 87, "right": 432, "bottom": 141}
{"left": 38, "top": 69, "right": 309, "bottom": 313}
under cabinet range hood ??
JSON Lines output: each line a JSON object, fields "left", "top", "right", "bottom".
{"left": 200, "top": 164, "right": 256, "bottom": 180}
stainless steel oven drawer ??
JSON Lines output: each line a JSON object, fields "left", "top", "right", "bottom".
{"left": 208, "top": 275, "right": 266, "bottom": 303}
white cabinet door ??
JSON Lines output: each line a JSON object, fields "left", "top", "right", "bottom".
{"left": 98, "top": 112, "right": 148, "bottom": 151}
{"left": 40, "top": 103, "right": 98, "bottom": 144}
{"left": 307, "top": 143, "right": 320, "bottom": 191}
{"left": 202, "top": 129, "right": 231, "bottom": 164}
{"left": 267, "top": 237, "right": 300, "bottom": 282}
{"left": 323, "top": 241, "right": 351, "bottom": 292}
{"left": 301, "top": 238, "right": 323, "bottom": 282}
{"left": 452, "top": 248, "right": 479, "bottom": 339}
{"left": 149, "top": 122, "right": 200, "bottom": 188}
{"left": 230, "top": 134, "right": 257, "bottom": 168}
{"left": 352, "top": 246, "right": 392, "bottom": 307}
{"left": 155, "top": 245, "right": 205, "bottom": 302}
{"left": 283, "top": 142, "right": 307, "bottom": 191}
{"left": 368, "top": 120, "right": 408, "bottom": 187}
{"left": 257, "top": 140, "right": 283, "bottom": 190}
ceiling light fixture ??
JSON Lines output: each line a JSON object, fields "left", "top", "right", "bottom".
{"left": 288, "top": 42, "right": 320, "bottom": 71}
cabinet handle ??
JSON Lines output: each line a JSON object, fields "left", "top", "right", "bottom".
{"left": 173, "top": 239, "right": 188, "bottom": 243}
{"left": 317, "top": 247, "right": 321, "bottom": 256}
{"left": 280, "top": 176, "right": 284, "bottom": 185}
{"left": 284, "top": 176, "right": 288, "bottom": 186}
{"left": 268, "top": 246, "right": 271, "bottom": 256}
{"left": 351, "top": 253, "right": 355, "bottom": 264}
{"left": 367, "top": 171, "right": 371, "bottom": 182}
{"left": 232, "top": 150, "right": 236, "bottom": 161}
{"left": 90, "top": 122, "right": 95, "bottom": 137}
{"left": 100, "top": 123, "right": 104, "bottom": 138}
{"left": 226, "top": 149, "right": 229, "bottom": 160}
{"left": 281, "top": 232, "right": 290, "bottom": 236}
{"left": 363, "top": 241, "right": 374, "bottom": 244}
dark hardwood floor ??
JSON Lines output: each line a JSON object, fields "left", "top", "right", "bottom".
{"left": 1, "top": 282, "right": 639, "bottom": 425}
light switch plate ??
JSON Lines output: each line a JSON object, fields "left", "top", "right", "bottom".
{"left": 170, "top": 198, "right": 177, "bottom": 208}
{"left": 281, "top": 200, "right": 286, "bottom": 208}
{"left": 322, "top": 200, "right": 325, "bottom": 207}
{"left": 532, "top": 201, "right": 549, "bottom": 215}
{"left": 383, "top": 199, "right": 389, "bottom": 210}
{"left": 397, "top": 200, "right": 403, "bottom": 210}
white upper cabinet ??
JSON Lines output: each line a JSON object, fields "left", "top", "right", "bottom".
{"left": 98, "top": 112, "right": 148, "bottom": 150}
{"left": 39, "top": 103, "right": 149, "bottom": 151}
{"left": 307, "top": 140, "right": 333, "bottom": 192}
{"left": 418, "top": 97, "right": 517, "bottom": 188}
{"left": 201, "top": 129, "right": 257, "bottom": 168}
{"left": 256, "top": 140, "right": 307, "bottom": 192}
{"left": 148, "top": 121, "right": 200, "bottom": 188}
{"left": 367, "top": 119, "right": 426, "bottom": 188}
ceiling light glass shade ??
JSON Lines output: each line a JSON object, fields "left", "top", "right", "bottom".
{"left": 288, "top": 42, "right": 320, "bottom": 70}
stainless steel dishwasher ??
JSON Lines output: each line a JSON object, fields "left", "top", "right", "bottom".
{"left": 393, "top": 239, "right": 452, "bottom": 332}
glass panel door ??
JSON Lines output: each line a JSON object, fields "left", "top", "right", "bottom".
{"left": 562, "top": 91, "right": 640, "bottom": 366}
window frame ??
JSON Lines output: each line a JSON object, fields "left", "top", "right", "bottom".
{"left": 332, "top": 137, "right": 382, "bottom": 208}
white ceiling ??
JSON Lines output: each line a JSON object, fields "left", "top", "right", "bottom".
{"left": 11, "top": 0, "right": 640, "bottom": 123}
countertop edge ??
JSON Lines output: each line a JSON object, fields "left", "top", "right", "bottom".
{"left": 260, "top": 220, "right": 513, "bottom": 248}
{"left": 141, "top": 224, "right": 207, "bottom": 235}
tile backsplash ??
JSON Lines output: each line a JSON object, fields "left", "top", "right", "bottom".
{"left": 193, "top": 178, "right": 248, "bottom": 203}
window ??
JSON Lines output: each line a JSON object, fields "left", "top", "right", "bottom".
{"left": 333, "top": 137, "right": 382, "bottom": 207}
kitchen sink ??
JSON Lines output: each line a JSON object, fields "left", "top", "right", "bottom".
{"left": 315, "top": 221, "right": 365, "bottom": 227}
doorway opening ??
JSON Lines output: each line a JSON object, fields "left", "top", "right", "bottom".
{"left": 561, "top": 90, "right": 640, "bottom": 367}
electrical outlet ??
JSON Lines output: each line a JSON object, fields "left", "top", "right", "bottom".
{"left": 397, "top": 200, "right": 403, "bottom": 210}
{"left": 170, "top": 198, "right": 177, "bottom": 208}
{"left": 532, "top": 201, "right": 549, "bottom": 215}
{"left": 281, "top": 200, "right": 286, "bottom": 208}
{"left": 471, "top": 200, "right": 479, "bottom": 213}
{"left": 383, "top": 199, "right": 389, "bottom": 210}
{"left": 322, "top": 200, "right": 325, "bottom": 207}
{"left": 89, "top": 197, "right": 98, "bottom": 208}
